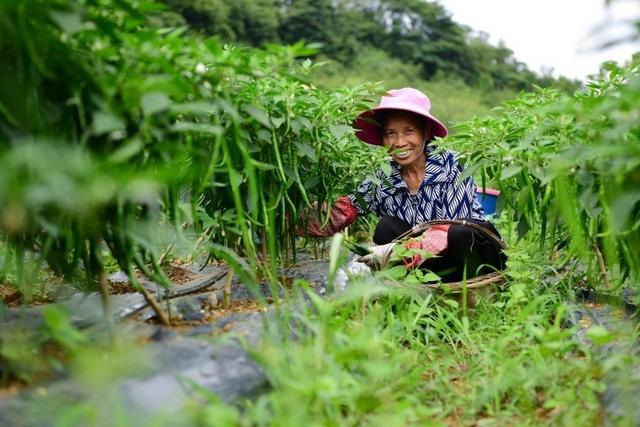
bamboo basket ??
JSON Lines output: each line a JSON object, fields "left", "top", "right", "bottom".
{"left": 392, "top": 219, "right": 508, "bottom": 308}
{"left": 422, "top": 271, "right": 506, "bottom": 307}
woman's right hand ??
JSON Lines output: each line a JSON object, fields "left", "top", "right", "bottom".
{"left": 356, "top": 242, "right": 396, "bottom": 270}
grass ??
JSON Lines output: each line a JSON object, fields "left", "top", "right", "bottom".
{"left": 174, "top": 230, "right": 621, "bottom": 426}
{"left": 1, "top": 218, "right": 623, "bottom": 426}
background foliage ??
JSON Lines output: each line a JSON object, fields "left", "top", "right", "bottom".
{"left": 159, "top": 0, "right": 581, "bottom": 94}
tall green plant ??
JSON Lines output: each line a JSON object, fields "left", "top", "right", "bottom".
{"left": 443, "top": 59, "right": 640, "bottom": 291}
{"left": 0, "top": 0, "right": 383, "bottom": 315}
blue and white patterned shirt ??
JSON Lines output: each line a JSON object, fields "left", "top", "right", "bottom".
{"left": 347, "top": 145, "right": 485, "bottom": 225}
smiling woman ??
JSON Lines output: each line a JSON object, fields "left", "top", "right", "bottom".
{"left": 379, "top": 111, "right": 429, "bottom": 192}
{"left": 301, "top": 88, "right": 507, "bottom": 281}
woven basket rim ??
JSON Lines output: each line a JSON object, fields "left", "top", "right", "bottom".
{"left": 423, "top": 271, "right": 506, "bottom": 291}
{"left": 393, "top": 219, "right": 507, "bottom": 250}
{"left": 387, "top": 219, "right": 507, "bottom": 291}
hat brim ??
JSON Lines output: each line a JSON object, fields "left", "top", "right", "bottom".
{"left": 353, "top": 103, "right": 448, "bottom": 146}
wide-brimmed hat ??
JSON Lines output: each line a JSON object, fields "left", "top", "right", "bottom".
{"left": 353, "top": 88, "right": 448, "bottom": 146}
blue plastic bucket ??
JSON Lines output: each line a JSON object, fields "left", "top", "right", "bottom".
{"left": 476, "top": 188, "right": 500, "bottom": 216}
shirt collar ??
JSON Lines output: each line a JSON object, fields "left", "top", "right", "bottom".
{"left": 388, "top": 145, "right": 452, "bottom": 189}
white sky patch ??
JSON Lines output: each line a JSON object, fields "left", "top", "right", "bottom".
{"left": 436, "top": 0, "right": 640, "bottom": 80}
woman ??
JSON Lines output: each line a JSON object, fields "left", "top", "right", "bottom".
{"left": 304, "top": 88, "right": 505, "bottom": 281}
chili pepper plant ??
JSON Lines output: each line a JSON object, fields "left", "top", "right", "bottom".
{"left": 0, "top": 0, "right": 384, "bottom": 322}
{"left": 441, "top": 59, "right": 640, "bottom": 295}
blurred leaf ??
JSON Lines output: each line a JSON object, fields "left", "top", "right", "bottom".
{"left": 122, "top": 179, "right": 160, "bottom": 204}
{"left": 92, "top": 111, "right": 124, "bottom": 135}
{"left": 586, "top": 325, "right": 613, "bottom": 345}
{"left": 295, "top": 142, "right": 317, "bottom": 162}
{"left": 169, "top": 101, "right": 214, "bottom": 116}
{"left": 611, "top": 190, "right": 640, "bottom": 233}
{"left": 384, "top": 265, "right": 408, "bottom": 281}
{"left": 329, "top": 124, "right": 352, "bottom": 141}
{"left": 459, "top": 159, "right": 483, "bottom": 182}
{"left": 251, "top": 159, "right": 276, "bottom": 171}
{"left": 443, "top": 298, "right": 459, "bottom": 308}
{"left": 327, "top": 232, "right": 345, "bottom": 288}
{"left": 170, "top": 123, "right": 222, "bottom": 135}
{"left": 50, "top": 10, "right": 83, "bottom": 34}
{"left": 500, "top": 165, "right": 522, "bottom": 180}
{"left": 243, "top": 105, "right": 271, "bottom": 128}
{"left": 141, "top": 92, "right": 171, "bottom": 116}
{"left": 108, "top": 139, "right": 143, "bottom": 164}
{"left": 42, "top": 306, "right": 86, "bottom": 352}
{"left": 208, "top": 243, "right": 256, "bottom": 285}
{"left": 216, "top": 99, "right": 240, "bottom": 121}
{"left": 271, "top": 116, "right": 285, "bottom": 129}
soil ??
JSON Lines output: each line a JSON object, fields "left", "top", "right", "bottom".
{"left": 203, "top": 298, "right": 269, "bottom": 322}
{"left": 107, "top": 279, "right": 136, "bottom": 295}
{"left": 0, "top": 281, "right": 55, "bottom": 308}
{"left": 0, "top": 262, "right": 203, "bottom": 321}
{"left": 145, "top": 297, "right": 270, "bottom": 328}
{"left": 0, "top": 380, "right": 25, "bottom": 399}
{"left": 108, "top": 264, "right": 196, "bottom": 294}
{"left": 0, "top": 263, "right": 200, "bottom": 306}
{"left": 166, "top": 263, "right": 196, "bottom": 284}
{"left": 0, "top": 282, "right": 21, "bottom": 306}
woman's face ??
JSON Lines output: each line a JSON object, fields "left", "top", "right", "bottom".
{"left": 382, "top": 111, "right": 430, "bottom": 168}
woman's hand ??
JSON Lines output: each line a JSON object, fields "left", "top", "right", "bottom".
{"left": 298, "top": 196, "right": 358, "bottom": 237}
{"left": 357, "top": 243, "right": 396, "bottom": 270}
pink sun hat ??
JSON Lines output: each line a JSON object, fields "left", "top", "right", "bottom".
{"left": 353, "top": 88, "right": 448, "bottom": 146}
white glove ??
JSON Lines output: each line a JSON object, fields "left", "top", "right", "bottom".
{"left": 357, "top": 242, "right": 396, "bottom": 270}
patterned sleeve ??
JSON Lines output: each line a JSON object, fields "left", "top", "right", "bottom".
{"left": 347, "top": 177, "right": 377, "bottom": 216}
{"left": 451, "top": 152, "right": 486, "bottom": 220}
{"left": 467, "top": 176, "right": 486, "bottom": 219}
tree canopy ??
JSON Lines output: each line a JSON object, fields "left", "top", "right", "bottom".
{"left": 160, "top": 0, "right": 579, "bottom": 92}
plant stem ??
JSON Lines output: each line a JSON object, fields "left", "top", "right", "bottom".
{"left": 98, "top": 269, "right": 117, "bottom": 346}
{"left": 285, "top": 234, "right": 291, "bottom": 266}
{"left": 157, "top": 243, "right": 174, "bottom": 266}
{"left": 223, "top": 270, "right": 233, "bottom": 309}
{"left": 593, "top": 243, "right": 611, "bottom": 289}
{"left": 128, "top": 260, "right": 171, "bottom": 326}
{"left": 139, "top": 284, "right": 171, "bottom": 326}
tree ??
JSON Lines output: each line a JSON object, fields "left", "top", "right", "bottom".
{"left": 162, "top": 0, "right": 232, "bottom": 37}
{"left": 158, "top": 0, "right": 578, "bottom": 93}
{"left": 228, "top": 0, "right": 280, "bottom": 44}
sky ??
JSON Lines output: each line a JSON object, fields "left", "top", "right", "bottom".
{"left": 437, "top": 0, "right": 640, "bottom": 81}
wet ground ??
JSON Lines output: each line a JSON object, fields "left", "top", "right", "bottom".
{"left": 2, "top": 259, "right": 639, "bottom": 426}
{"left": 567, "top": 296, "right": 640, "bottom": 427}
{"left": 0, "top": 258, "right": 334, "bottom": 426}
